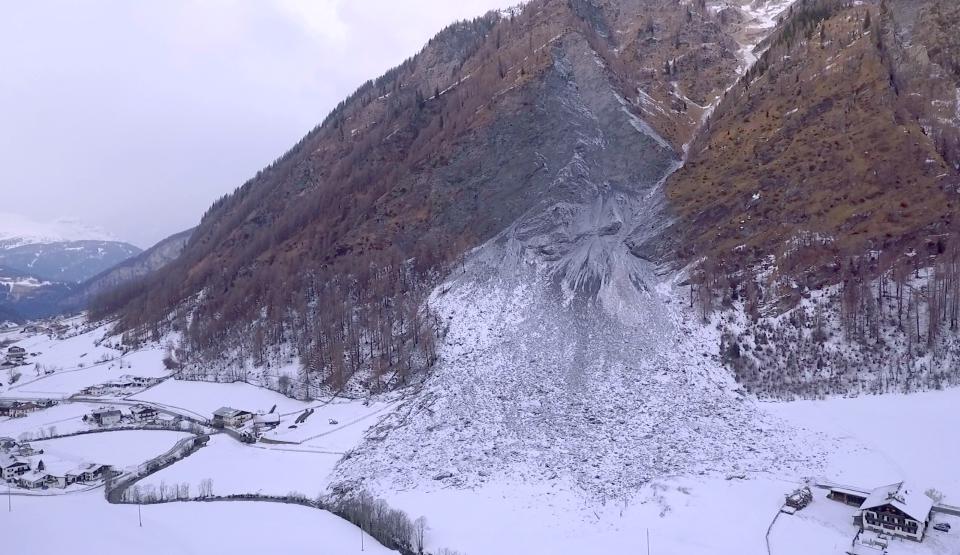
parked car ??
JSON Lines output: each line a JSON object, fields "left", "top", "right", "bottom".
{"left": 934, "top": 523, "right": 951, "bottom": 532}
{"left": 328, "top": 419, "right": 339, "bottom": 425}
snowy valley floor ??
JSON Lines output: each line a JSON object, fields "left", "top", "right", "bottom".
{"left": 3, "top": 320, "right": 960, "bottom": 554}
{"left": 357, "top": 386, "right": 960, "bottom": 555}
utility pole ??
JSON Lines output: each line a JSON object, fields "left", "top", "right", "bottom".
{"left": 7, "top": 484, "right": 11, "bottom": 512}
{"left": 360, "top": 524, "right": 364, "bottom": 551}
{"left": 647, "top": 527, "right": 651, "bottom": 555}
{"left": 138, "top": 503, "right": 142, "bottom": 527}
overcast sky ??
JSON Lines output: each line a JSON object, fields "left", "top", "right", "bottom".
{"left": 0, "top": 0, "right": 517, "bottom": 248}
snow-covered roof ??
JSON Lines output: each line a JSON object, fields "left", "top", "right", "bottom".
{"left": 860, "top": 482, "right": 933, "bottom": 521}
{"left": 40, "top": 460, "right": 76, "bottom": 477}
{"left": 214, "top": 407, "right": 246, "bottom": 417}
{"left": 254, "top": 412, "right": 280, "bottom": 424}
{"left": 828, "top": 485, "right": 868, "bottom": 498}
{"left": 68, "top": 463, "right": 105, "bottom": 476}
{"left": 0, "top": 454, "right": 27, "bottom": 468}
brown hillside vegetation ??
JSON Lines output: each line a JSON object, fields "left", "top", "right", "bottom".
{"left": 94, "top": 0, "right": 749, "bottom": 394}
{"left": 662, "top": 0, "right": 960, "bottom": 301}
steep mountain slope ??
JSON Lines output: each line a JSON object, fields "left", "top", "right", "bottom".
{"left": 102, "top": 0, "right": 754, "bottom": 392}
{"left": 332, "top": 31, "right": 816, "bottom": 498}
{"left": 660, "top": 0, "right": 960, "bottom": 294}
{"left": 652, "top": 0, "right": 960, "bottom": 399}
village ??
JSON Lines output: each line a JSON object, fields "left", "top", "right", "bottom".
{"left": 1, "top": 435, "right": 110, "bottom": 491}
{"left": 2, "top": 315, "right": 960, "bottom": 555}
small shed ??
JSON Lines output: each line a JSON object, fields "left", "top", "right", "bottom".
{"left": 828, "top": 486, "right": 868, "bottom": 507}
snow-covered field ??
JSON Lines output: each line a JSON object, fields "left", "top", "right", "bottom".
{"left": 767, "top": 389, "right": 960, "bottom": 501}
{"left": 0, "top": 401, "right": 95, "bottom": 438}
{"left": 1, "top": 318, "right": 170, "bottom": 399}
{"left": 2, "top": 490, "right": 396, "bottom": 555}
{"left": 32, "top": 430, "right": 191, "bottom": 471}
{"left": 263, "top": 397, "right": 396, "bottom": 451}
{"left": 130, "top": 379, "right": 311, "bottom": 420}
{"left": 3, "top": 312, "right": 960, "bottom": 554}
{"left": 383, "top": 476, "right": 799, "bottom": 555}
{"left": 5, "top": 364, "right": 168, "bottom": 399}
{"left": 139, "top": 434, "right": 341, "bottom": 498}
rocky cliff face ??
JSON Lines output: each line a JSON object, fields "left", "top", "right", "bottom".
{"left": 333, "top": 23, "right": 816, "bottom": 499}
{"left": 102, "top": 0, "right": 762, "bottom": 391}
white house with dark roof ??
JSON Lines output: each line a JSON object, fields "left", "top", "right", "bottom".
{"left": 859, "top": 482, "right": 933, "bottom": 542}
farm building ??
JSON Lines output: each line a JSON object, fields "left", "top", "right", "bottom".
{"left": 130, "top": 405, "right": 158, "bottom": 421}
{"left": 254, "top": 412, "right": 281, "bottom": 430}
{"left": 212, "top": 407, "right": 253, "bottom": 428}
{"left": 859, "top": 482, "right": 933, "bottom": 542}
{"left": 5, "top": 345, "right": 26, "bottom": 364}
{"left": 1, "top": 455, "right": 30, "bottom": 481}
{"left": 0, "top": 400, "right": 40, "bottom": 418}
{"left": 66, "top": 463, "right": 108, "bottom": 483}
{"left": 827, "top": 485, "right": 869, "bottom": 507}
{"left": 16, "top": 471, "right": 47, "bottom": 489}
{"left": 90, "top": 409, "right": 122, "bottom": 427}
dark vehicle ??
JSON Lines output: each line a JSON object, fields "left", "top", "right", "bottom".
{"left": 933, "top": 523, "right": 951, "bottom": 532}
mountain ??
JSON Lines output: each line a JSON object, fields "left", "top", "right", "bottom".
{"left": 91, "top": 0, "right": 960, "bottom": 509}
{"left": 99, "top": 0, "right": 751, "bottom": 379}
{"left": 0, "top": 266, "right": 73, "bottom": 322}
{"left": 0, "top": 240, "right": 142, "bottom": 284}
{"left": 0, "top": 213, "right": 141, "bottom": 284}
{"left": 660, "top": 0, "right": 960, "bottom": 290}
{"left": 0, "top": 212, "right": 120, "bottom": 249}
{"left": 63, "top": 228, "right": 194, "bottom": 312}
{"left": 53, "top": 1, "right": 960, "bottom": 552}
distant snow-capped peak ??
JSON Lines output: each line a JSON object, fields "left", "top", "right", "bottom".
{"left": 0, "top": 212, "right": 119, "bottom": 249}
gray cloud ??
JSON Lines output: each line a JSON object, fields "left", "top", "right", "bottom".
{"left": 0, "top": 0, "right": 518, "bottom": 248}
